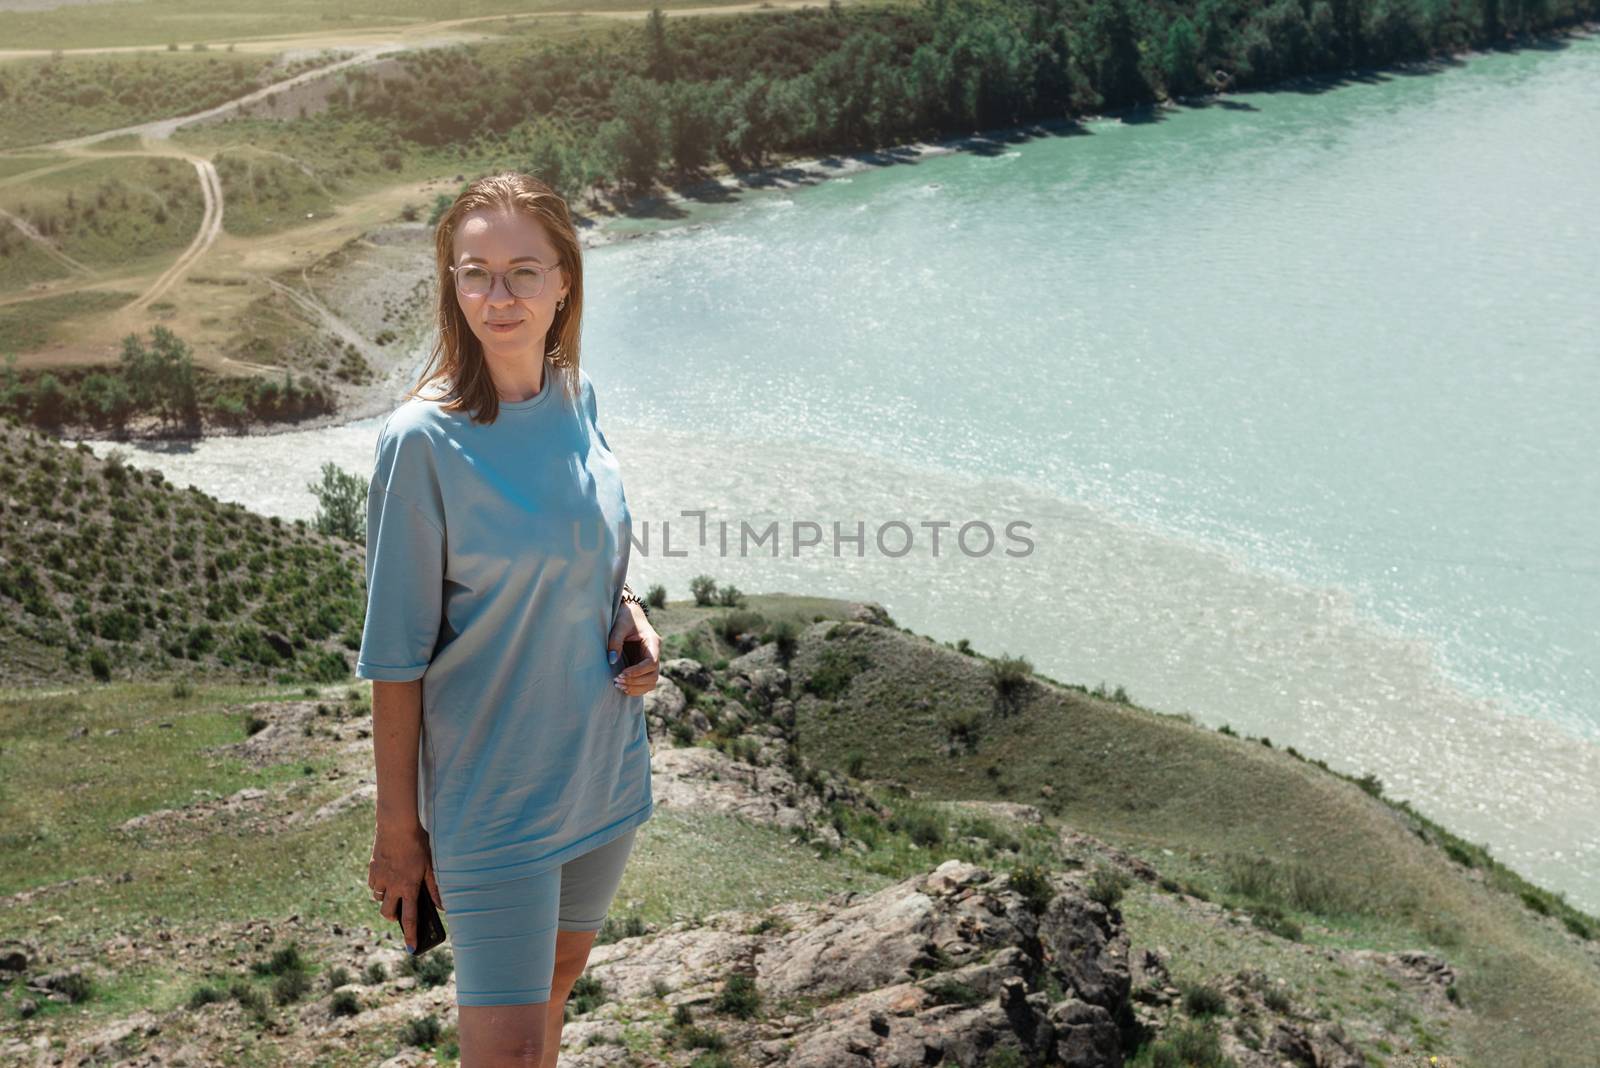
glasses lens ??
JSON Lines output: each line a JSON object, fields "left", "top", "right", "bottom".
{"left": 455, "top": 266, "right": 491, "bottom": 295}
{"left": 507, "top": 266, "right": 545, "bottom": 300}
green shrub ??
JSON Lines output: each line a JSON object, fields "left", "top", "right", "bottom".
{"left": 1249, "top": 903, "right": 1302, "bottom": 941}
{"left": 1087, "top": 863, "right": 1130, "bottom": 908}
{"left": 307, "top": 461, "right": 366, "bottom": 542}
{"left": 941, "top": 705, "right": 982, "bottom": 750}
{"left": 400, "top": 1013, "right": 443, "bottom": 1047}
{"left": 689, "top": 574, "right": 718, "bottom": 605}
{"left": 1220, "top": 852, "right": 1356, "bottom": 919}
{"left": 679, "top": 629, "right": 709, "bottom": 662}
{"left": 713, "top": 973, "right": 761, "bottom": 1018}
{"left": 804, "top": 646, "right": 869, "bottom": 700}
{"left": 272, "top": 969, "right": 310, "bottom": 1005}
{"left": 989, "top": 653, "right": 1032, "bottom": 713}
{"left": 1127, "top": 1019, "right": 1231, "bottom": 1067}
{"left": 688, "top": 1053, "right": 734, "bottom": 1068}
{"left": 228, "top": 980, "right": 271, "bottom": 1025}
{"left": 715, "top": 608, "right": 765, "bottom": 645}
{"left": 762, "top": 617, "right": 799, "bottom": 663}
{"left": 1181, "top": 980, "right": 1228, "bottom": 1018}
{"left": 1007, "top": 861, "right": 1054, "bottom": 914}
{"left": 50, "top": 971, "right": 93, "bottom": 1003}
{"left": 252, "top": 943, "right": 307, "bottom": 976}
{"left": 569, "top": 972, "right": 607, "bottom": 1014}
{"left": 921, "top": 976, "right": 983, "bottom": 1005}
{"left": 596, "top": 911, "right": 648, "bottom": 945}
{"left": 889, "top": 803, "right": 944, "bottom": 848}
{"left": 672, "top": 1020, "right": 726, "bottom": 1051}
{"left": 185, "top": 983, "right": 227, "bottom": 1010}
{"left": 401, "top": 948, "right": 454, "bottom": 988}
{"left": 1262, "top": 985, "right": 1294, "bottom": 1014}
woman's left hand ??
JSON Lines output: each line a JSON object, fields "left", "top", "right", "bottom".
{"left": 608, "top": 602, "right": 661, "bottom": 697}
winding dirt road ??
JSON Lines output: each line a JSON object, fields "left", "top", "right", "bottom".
{"left": 126, "top": 154, "right": 221, "bottom": 314}
{"left": 0, "top": 0, "right": 827, "bottom": 362}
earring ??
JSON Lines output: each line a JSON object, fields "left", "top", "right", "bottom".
{"left": 557, "top": 297, "right": 566, "bottom": 311}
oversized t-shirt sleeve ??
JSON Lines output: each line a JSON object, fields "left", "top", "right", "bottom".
{"left": 581, "top": 369, "right": 614, "bottom": 453}
{"left": 355, "top": 416, "right": 448, "bottom": 682}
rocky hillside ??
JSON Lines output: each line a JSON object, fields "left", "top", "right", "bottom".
{"left": 5, "top": 601, "right": 1597, "bottom": 1066}
{"left": 0, "top": 418, "right": 1594, "bottom": 1065}
{"left": 0, "top": 417, "right": 365, "bottom": 688}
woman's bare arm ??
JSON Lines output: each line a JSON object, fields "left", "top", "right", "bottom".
{"left": 367, "top": 677, "right": 442, "bottom": 945}
{"left": 371, "top": 679, "right": 423, "bottom": 832}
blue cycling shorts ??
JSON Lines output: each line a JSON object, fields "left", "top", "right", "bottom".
{"left": 435, "top": 825, "right": 638, "bottom": 1007}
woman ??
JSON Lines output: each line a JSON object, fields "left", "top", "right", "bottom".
{"left": 358, "top": 171, "right": 660, "bottom": 1067}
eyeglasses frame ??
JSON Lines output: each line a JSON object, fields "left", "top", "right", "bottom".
{"left": 448, "top": 260, "right": 563, "bottom": 300}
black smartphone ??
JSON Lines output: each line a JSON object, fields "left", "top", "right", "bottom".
{"left": 622, "top": 637, "right": 648, "bottom": 668}
{"left": 398, "top": 882, "right": 447, "bottom": 956}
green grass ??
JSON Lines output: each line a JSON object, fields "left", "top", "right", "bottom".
{"left": 0, "top": 155, "right": 204, "bottom": 291}
{"left": 170, "top": 111, "right": 481, "bottom": 209}
{"left": 0, "top": 247, "right": 77, "bottom": 304}
{"left": 1120, "top": 881, "right": 1417, "bottom": 1030}
{"left": 782, "top": 619, "right": 1600, "bottom": 1066}
{"left": 0, "top": 0, "right": 801, "bottom": 52}
{"left": 0, "top": 50, "right": 280, "bottom": 151}
{"left": 606, "top": 802, "right": 896, "bottom": 925}
{"left": 0, "top": 289, "right": 135, "bottom": 351}
{"left": 0, "top": 153, "right": 68, "bottom": 182}
{"left": 0, "top": 683, "right": 346, "bottom": 902}
{"left": 214, "top": 147, "right": 338, "bottom": 237}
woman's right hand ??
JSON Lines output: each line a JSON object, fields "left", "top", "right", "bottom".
{"left": 368, "top": 821, "right": 444, "bottom": 952}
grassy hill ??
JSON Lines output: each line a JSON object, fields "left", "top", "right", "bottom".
{"left": 0, "top": 416, "right": 365, "bottom": 689}
{"left": 652, "top": 598, "right": 1600, "bottom": 1066}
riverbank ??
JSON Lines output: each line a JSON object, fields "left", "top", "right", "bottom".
{"left": 35, "top": 15, "right": 1600, "bottom": 446}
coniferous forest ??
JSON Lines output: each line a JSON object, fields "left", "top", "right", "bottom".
{"left": 326, "top": 0, "right": 1600, "bottom": 196}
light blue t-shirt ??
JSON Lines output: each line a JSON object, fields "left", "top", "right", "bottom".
{"left": 355, "top": 359, "right": 653, "bottom": 885}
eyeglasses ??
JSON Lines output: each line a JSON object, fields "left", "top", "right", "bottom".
{"left": 449, "top": 261, "right": 560, "bottom": 300}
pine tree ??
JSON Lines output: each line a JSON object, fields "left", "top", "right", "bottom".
{"left": 645, "top": 8, "right": 673, "bottom": 82}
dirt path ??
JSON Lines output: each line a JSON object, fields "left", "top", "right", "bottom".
{"left": 37, "top": 44, "right": 404, "bottom": 152}
{"left": 0, "top": 204, "right": 92, "bottom": 275}
{"left": 258, "top": 271, "right": 382, "bottom": 368}
{"left": 123, "top": 155, "right": 220, "bottom": 315}
{"left": 0, "top": 0, "right": 832, "bottom": 371}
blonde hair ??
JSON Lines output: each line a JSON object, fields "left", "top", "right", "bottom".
{"left": 407, "top": 171, "right": 583, "bottom": 423}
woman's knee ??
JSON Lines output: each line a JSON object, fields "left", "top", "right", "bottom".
{"left": 456, "top": 999, "right": 551, "bottom": 1065}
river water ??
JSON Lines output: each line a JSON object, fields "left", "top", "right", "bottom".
{"left": 79, "top": 33, "right": 1600, "bottom": 913}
